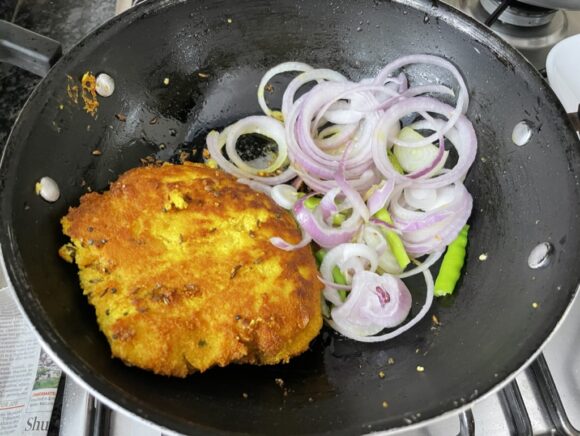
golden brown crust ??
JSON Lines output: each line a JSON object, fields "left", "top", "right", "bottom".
{"left": 60, "top": 162, "right": 322, "bottom": 377}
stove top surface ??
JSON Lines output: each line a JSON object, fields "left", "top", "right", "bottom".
{"left": 449, "top": 0, "right": 580, "bottom": 71}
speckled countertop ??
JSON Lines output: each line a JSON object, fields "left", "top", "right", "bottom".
{"left": 0, "top": 0, "right": 116, "bottom": 150}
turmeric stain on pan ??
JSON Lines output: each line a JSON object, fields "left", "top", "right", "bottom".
{"left": 66, "top": 72, "right": 100, "bottom": 116}
{"left": 81, "top": 72, "right": 99, "bottom": 116}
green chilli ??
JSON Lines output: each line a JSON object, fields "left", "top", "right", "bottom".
{"left": 332, "top": 212, "right": 346, "bottom": 226}
{"left": 333, "top": 267, "right": 348, "bottom": 301}
{"left": 315, "top": 248, "right": 347, "bottom": 301}
{"left": 434, "top": 225, "right": 470, "bottom": 297}
{"left": 304, "top": 196, "right": 321, "bottom": 209}
{"left": 387, "top": 149, "right": 404, "bottom": 174}
{"left": 314, "top": 248, "right": 326, "bottom": 267}
{"left": 373, "top": 209, "right": 411, "bottom": 269}
{"left": 332, "top": 266, "right": 347, "bottom": 285}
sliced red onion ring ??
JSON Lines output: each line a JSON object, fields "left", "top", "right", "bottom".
{"left": 403, "top": 194, "right": 472, "bottom": 257}
{"left": 378, "top": 96, "right": 460, "bottom": 149}
{"left": 372, "top": 102, "right": 477, "bottom": 189}
{"left": 374, "top": 54, "right": 468, "bottom": 116}
{"left": 293, "top": 197, "right": 362, "bottom": 248}
{"left": 330, "top": 271, "right": 412, "bottom": 336}
{"left": 396, "top": 250, "right": 444, "bottom": 279}
{"left": 361, "top": 225, "right": 388, "bottom": 256}
{"left": 390, "top": 182, "right": 465, "bottom": 222}
{"left": 270, "top": 184, "right": 299, "bottom": 209}
{"left": 315, "top": 123, "right": 359, "bottom": 150}
{"left": 335, "top": 143, "right": 370, "bottom": 222}
{"left": 319, "top": 276, "right": 352, "bottom": 291}
{"left": 258, "top": 61, "right": 314, "bottom": 117}
{"left": 295, "top": 163, "right": 380, "bottom": 194}
{"left": 407, "top": 136, "right": 446, "bottom": 179}
{"left": 327, "top": 269, "right": 434, "bottom": 343}
{"left": 319, "top": 187, "right": 341, "bottom": 221}
{"left": 361, "top": 223, "right": 403, "bottom": 274}
{"left": 270, "top": 233, "right": 312, "bottom": 251}
{"left": 282, "top": 68, "right": 349, "bottom": 118}
{"left": 288, "top": 83, "right": 377, "bottom": 178}
{"left": 404, "top": 184, "right": 455, "bottom": 212}
{"left": 206, "top": 130, "right": 296, "bottom": 185}
{"left": 396, "top": 72, "right": 408, "bottom": 93}
{"left": 319, "top": 243, "right": 379, "bottom": 285}
{"left": 291, "top": 176, "right": 304, "bottom": 190}
{"left": 369, "top": 218, "right": 402, "bottom": 235}
{"left": 311, "top": 84, "right": 399, "bottom": 133}
{"left": 391, "top": 183, "right": 473, "bottom": 257}
{"left": 377, "top": 84, "right": 455, "bottom": 112}
{"left": 366, "top": 179, "right": 395, "bottom": 216}
{"left": 224, "top": 116, "right": 288, "bottom": 175}
{"left": 284, "top": 81, "right": 382, "bottom": 193}
{"left": 397, "top": 211, "right": 453, "bottom": 233}
{"left": 323, "top": 100, "right": 364, "bottom": 125}
{"left": 324, "top": 287, "right": 345, "bottom": 307}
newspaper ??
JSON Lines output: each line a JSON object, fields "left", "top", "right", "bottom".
{"left": 0, "top": 287, "right": 62, "bottom": 436}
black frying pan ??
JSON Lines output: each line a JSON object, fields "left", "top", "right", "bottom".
{"left": 1, "top": 0, "right": 580, "bottom": 434}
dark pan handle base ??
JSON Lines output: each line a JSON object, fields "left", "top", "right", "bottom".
{"left": 0, "top": 20, "right": 62, "bottom": 77}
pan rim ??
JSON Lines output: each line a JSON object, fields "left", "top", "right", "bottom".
{"left": 1, "top": 0, "right": 579, "bottom": 434}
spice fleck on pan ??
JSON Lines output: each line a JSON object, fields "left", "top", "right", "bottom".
{"left": 81, "top": 72, "right": 99, "bottom": 116}
{"left": 66, "top": 75, "right": 79, "bottom": 104}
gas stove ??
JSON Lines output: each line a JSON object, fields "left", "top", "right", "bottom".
{"left": 449, "top": 0, "right": 580, "bottom": 72}
{"left": 1, "top": 1, "right": 579, "bottom": 435}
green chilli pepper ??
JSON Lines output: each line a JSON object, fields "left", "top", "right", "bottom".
{"left": 304, "top": 196, "right": 321, "bottom": 209}
{"left": 315, "top": 249, "right": 347, "bottom": 301}
{"left": 373, "top": 209, "right": 411, "bottom": 270}
{"left": 332, "top": 212, "right": 346, "bottom": 226}
{"left": 388, "top": 149, "right": 404, "bottom": 174}
{"left": 434, "top": 225, "right": 470, "bottom": 297}
{"left": 314, "top": 248, "right": 326, "bottom": 267}
{"left": 332, "top": 267, "right": 347, "bottom": 285}
{"left": 333, "top": 267, "right": 348, "bottom": 301}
